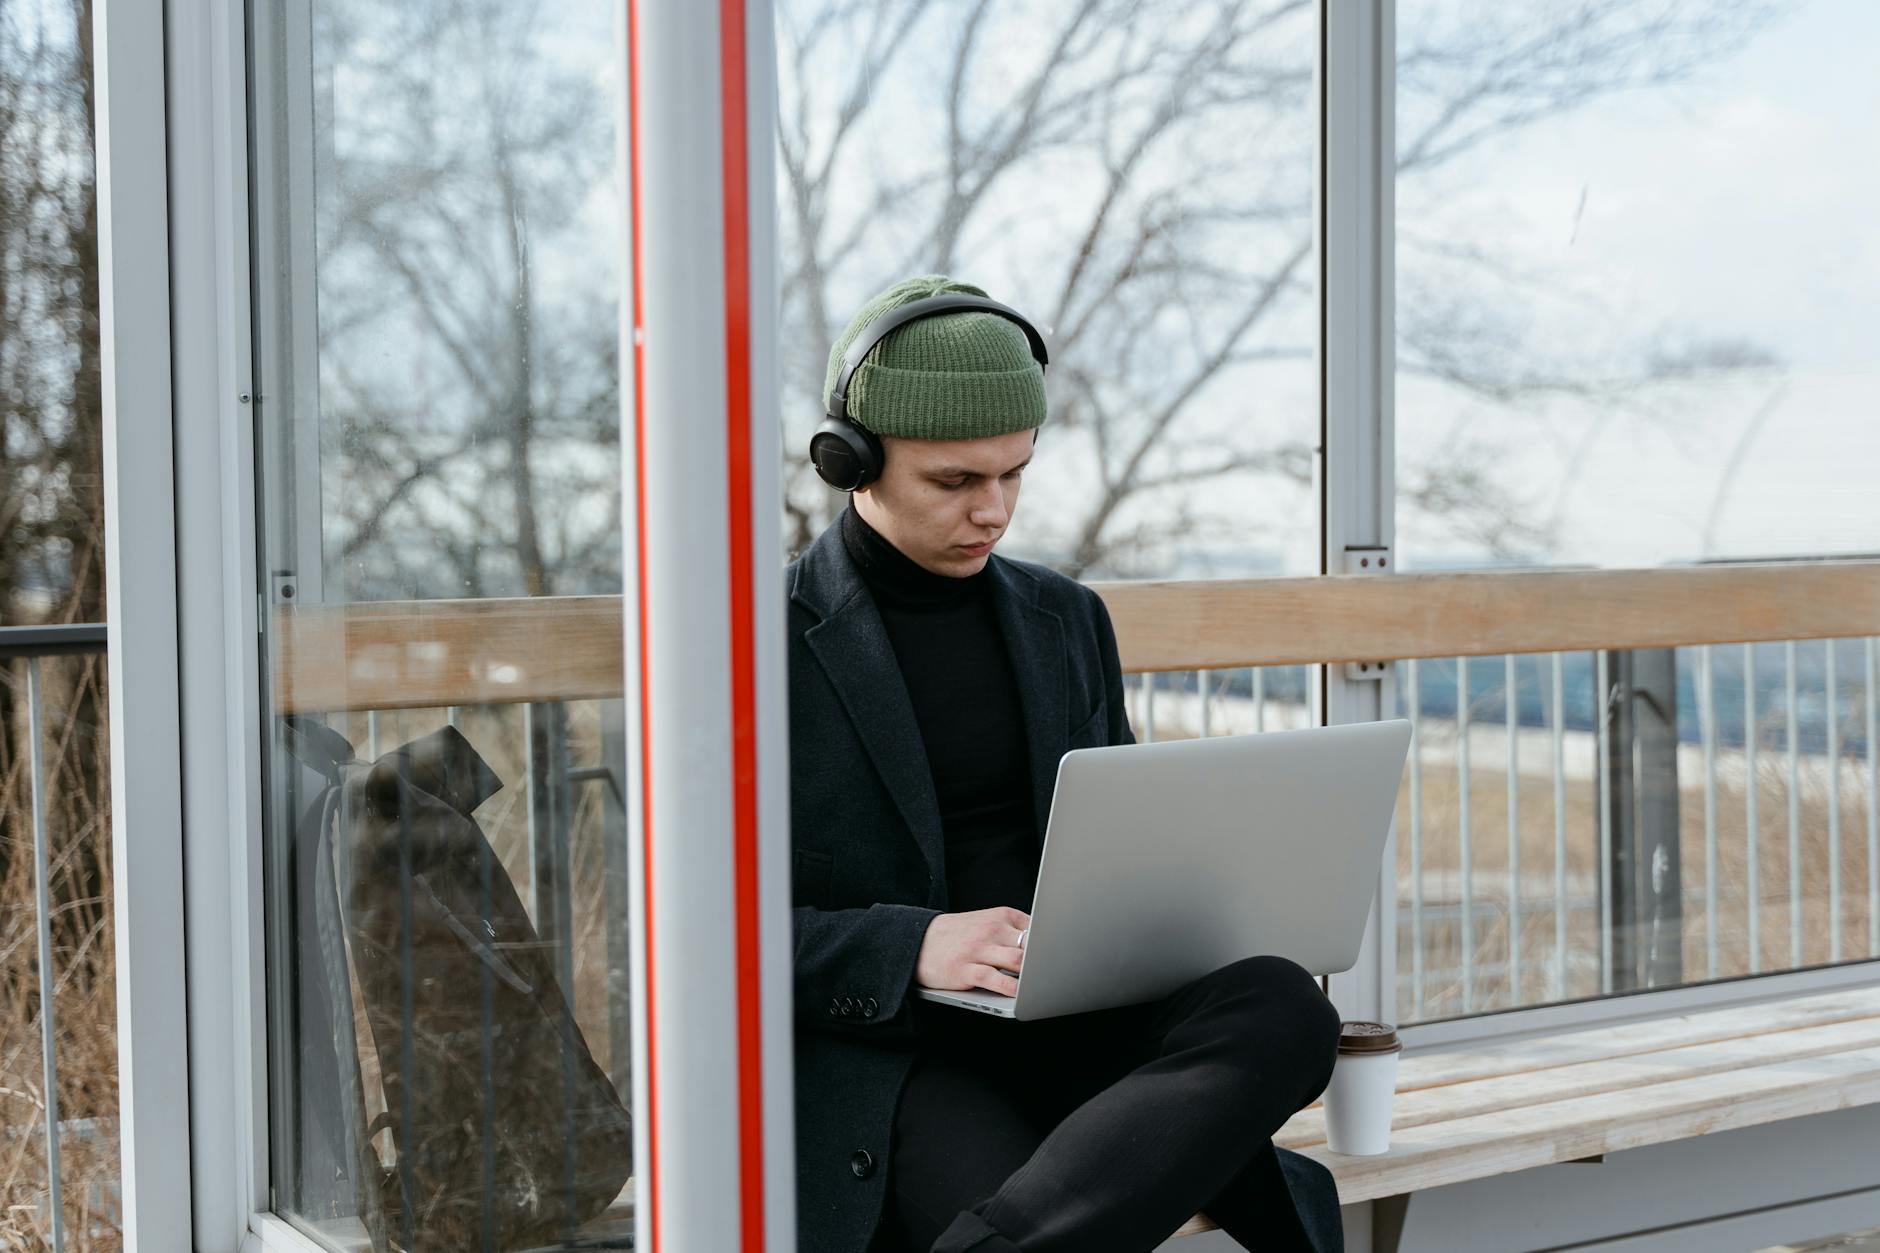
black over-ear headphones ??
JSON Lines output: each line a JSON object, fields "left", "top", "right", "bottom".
{"left": 810, "top": 293, "right": 1050, "bottom": 492}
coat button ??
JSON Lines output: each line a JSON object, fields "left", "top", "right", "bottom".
{"left": 850, "top": 1149, "right": 875, "bottom": 1180}
{"left": 842, "top": 996, "right": 858, "bottom": 1016}
{"left": 862, "top": 997, "right": 878, "bottom": 1018}
{"left": 829, "top": 998, "right": 842, "bottom": 1017}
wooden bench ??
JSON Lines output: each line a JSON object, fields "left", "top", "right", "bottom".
{"left": 1172, "top": 984, "right": 1880, "bottom": 1242}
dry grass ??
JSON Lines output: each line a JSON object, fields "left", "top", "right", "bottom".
{"left": 1399, "top": 734, "right": 1880, "bottom": 1022}
{"left": 1, "top": 653, "right": 121, "bottom": 1253}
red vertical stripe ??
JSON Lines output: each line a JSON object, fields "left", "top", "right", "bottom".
{"left": 718, "top": 1, "right": 767, "bottom": 1250}
{"left": 625, "top": 1, "right": 660, "bottom": 1248}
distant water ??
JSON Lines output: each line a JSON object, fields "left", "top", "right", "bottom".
{"left": 1139, "top": 640, "right": 1879, "bottom": 756}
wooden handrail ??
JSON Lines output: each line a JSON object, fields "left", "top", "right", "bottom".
{"left": 272, "top": 559, "right": 1880, "bottom": 712}
{"left": 274, "top": 594, "right": 624, "bottom": 714}
{"left": 1094, "top": 559, "right": 1880, "bottom": 672}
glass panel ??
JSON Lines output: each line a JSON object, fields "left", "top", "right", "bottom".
{"left": 0, "top": 0, "right": 104, "bottom": 629}
{"left": 776, "top": 0, "right": 1318, "bottom": 578}
{"left": 1395, "top": 643, "right": 1880, "bottom": 1022}
{"left": 1394, "top": 2, "right": 1880, "bottom": 1021}
{"left": 2, "top": 0, "right": 118, "bottom": 1247}
{"left": 249, "top": 1, "right": 635, "bottom": 1246}
{"left": 1396, "top": 0, "right": 1879, "bottom": 569}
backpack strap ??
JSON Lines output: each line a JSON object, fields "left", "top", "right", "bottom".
{"left": 282, "top": 714, "right": 358, "bottom": 784}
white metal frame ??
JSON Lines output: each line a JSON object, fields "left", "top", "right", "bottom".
{"left": 246, "top": 0, "right": 327, "bottom": 608}
{"left": 95, "top": 0, "right": 195, "bottom": 1247}
{"left": 1318, "top": 0, "right": 1397, "bottom": 1030}
{"left": 165, "top": 0, "right": 274, "bottom": 1248}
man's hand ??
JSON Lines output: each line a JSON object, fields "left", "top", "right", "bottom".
{"left": 915, "top": 906, "right": 1031, "bottom": 998}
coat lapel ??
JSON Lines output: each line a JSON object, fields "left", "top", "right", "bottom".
{"left": 792, "top": 521, "right": 1072, "bottom": 884}
{"left": 986, "top": 559, "right": 1068, "bottom": 847}
{"left": 797, "top": 528, "right": 948, "bottom": 891}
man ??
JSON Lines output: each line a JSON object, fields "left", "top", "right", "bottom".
{"left": 788, "top": 274, "right": 1342, "bottom": 1253}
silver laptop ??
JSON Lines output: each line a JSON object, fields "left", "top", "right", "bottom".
{"left": 917, "top": 719, "right": 1412, "bottom": 1020}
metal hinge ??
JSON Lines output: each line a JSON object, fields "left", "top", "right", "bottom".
{"left": 1340, "top": 545, "right": 1391, "bottom": 682}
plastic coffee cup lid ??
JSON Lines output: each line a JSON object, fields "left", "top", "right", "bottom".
{"left": 1337, "top": 1020, "right": 1402, "bottom": 1055}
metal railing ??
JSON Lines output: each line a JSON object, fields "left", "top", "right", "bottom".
{"left": 2, "top": 622, "right": 108, "bottom": 1253}
{"left": 1124, "top": 638, "right": 1880, "bottom": 1026}
{"left": 1124, "top": 667, "right": 1315, "bottom": 746}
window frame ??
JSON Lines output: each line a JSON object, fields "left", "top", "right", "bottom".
{"left": 96, "top": 0, "right": 197, "bottom": 1247}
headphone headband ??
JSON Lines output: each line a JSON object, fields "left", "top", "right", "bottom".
{"left": 826, "top": 293, "right": 1050, "bottom": 425}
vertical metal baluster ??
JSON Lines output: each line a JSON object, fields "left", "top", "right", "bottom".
{"left": 1746, "top": 644, "right": 1761, "bottom": 974}
{"left": 478, "top": 747, "right": 498, "bottom": 1250}
{"left": 1407, "top": 659, "right": 1424, "bottom": 1020}
{"left": 394, "top": 770, "right": 417, "bottom": 1252}
{"left": 1551, "top": 653, "right": 1568, "bottom": 1000}
{"left": 367, "top": 708, "right": 382, "bottom": 759}
{"left": 1701, "top": 645, "right": 1719, "bottom": 979}
{"left": 28, "top": 659, "right": 66, "bottom": 1253}
{"left": 1828, "top": 640, "right": 1842, "bottom": 962}
{"left": 1458, "top": 655, "right": 1474, "bottom": 1014}
{"left": 447, "top": 704, "right": 461, "bottom": 730}
{"left": 1787, "top": 640, "right": 1802, "bottom": 967}
{"left": 1143, "top": 673, "right": 1157, "bottom": 743}
{"left": 1198, "top": 669, "right": 1210, "bottom": 738}
{"left": 1505, "top": 654, "right": 1520, "bottom": 1006}
{"left": 1866, "top": 637, "right": 1878, "bottom": 958}
{"left": 524, "top": 703, "right": 539, "bottom": 907}
{"left": 1252, "top": 667, "right": 1266, "bottom": 733}
{"left": 598, "top": 699, "right": 635, "bottom": 1097}
{"left": 1596, "top": 650, "right": 1614, "bottom": 995}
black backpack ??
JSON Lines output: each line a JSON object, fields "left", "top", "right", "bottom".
{"left": 286, "top": 717, "right": 634, "bottom": 1252}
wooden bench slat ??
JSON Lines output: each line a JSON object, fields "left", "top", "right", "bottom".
{"left": 1307, "top": 1040, "right": 1880, "bottom": 1204}
{"left": 1277, "top": 1011, "right": 1880, "bottom": 1151}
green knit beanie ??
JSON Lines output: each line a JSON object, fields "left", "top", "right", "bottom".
{"left": 822, "top": 274, "right": 1047, "bottom": 440}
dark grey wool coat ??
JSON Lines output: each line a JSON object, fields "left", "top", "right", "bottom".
{"left": 787, "top": 518, "right": 1340, "bottom": 1253}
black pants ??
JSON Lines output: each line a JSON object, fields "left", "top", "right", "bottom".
{"left": 880, "top": 955, "right": 1342, "bottom": 1253}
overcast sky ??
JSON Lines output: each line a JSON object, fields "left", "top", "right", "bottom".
{"left": 1394, "top": 0, "right": 1880, "bottom": 571}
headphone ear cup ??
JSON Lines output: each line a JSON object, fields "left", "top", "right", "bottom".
{"left": 809, "top": 416, "right": 883, "bottom": 491}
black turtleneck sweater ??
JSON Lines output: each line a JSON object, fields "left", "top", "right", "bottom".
{"left": 842, "top": 506, "right": 1038, "bottom": 914}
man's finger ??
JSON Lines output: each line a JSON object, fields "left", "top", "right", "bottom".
{"left": 985, "top": 944, "right": 1024, "bottom": 972}
{"left": 968, "top": 964, "right": 1020, "bottom": 998}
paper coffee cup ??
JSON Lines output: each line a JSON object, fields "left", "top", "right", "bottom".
{"left": 1324, "top": 1021, "right": 1402, "bottom": 1156}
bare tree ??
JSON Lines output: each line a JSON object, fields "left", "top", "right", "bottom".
{"left": 309, "top": 0, "right": 620, "bottom": 602}
{"left": 1, "top": 0, "right": 100, "bottom": 625}
{"left": 778, "top": 0, "right": 1787, "bottom": 575}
